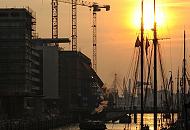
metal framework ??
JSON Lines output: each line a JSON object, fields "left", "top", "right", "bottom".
{"left": 92, "top": 12, "right": 97, "bottom": 71}
{"left": 91, "top": 4, "right": 110, "bottom": 72}
{"left": 58, "top": 0, "right": 110, "bottom": 72}
{"left": 72, "top": 0, "right": 77, "bottom": 51}
{"left": 52, "top": 0, "right": 59, "bottom": 47}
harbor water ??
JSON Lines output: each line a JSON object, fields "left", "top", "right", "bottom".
{"left": 54, "top": 113, "right": 177, "bottom": 130}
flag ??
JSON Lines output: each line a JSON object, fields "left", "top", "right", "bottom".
{"left": 135, "top": 36, "right": 141, "bottom": 47}
{"left": 145, "top": 37, "right": 150, "bottom": 55}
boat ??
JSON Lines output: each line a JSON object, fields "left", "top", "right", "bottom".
{"left": 119, "top": 114, "right": 131, "bottom": 124}
{"left": 166, "top": 31, "right": 190, "bottom": 130}
{"left": 79, "top": 120, "right": 107, "bottom": 130}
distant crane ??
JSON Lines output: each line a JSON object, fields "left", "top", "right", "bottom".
{"left": 58, "top": 0, "right": 110, "bottom": 72}
{"left": 52, "top": 0, "right": 76, "bottom": 48}
{"left": 71, "top": 0, "right": 77, "bottom": 51}
{"left": 52, "top": 0, "right": 59, "bottom": 47}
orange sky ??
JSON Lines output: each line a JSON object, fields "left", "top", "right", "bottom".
{"left": 1, "top": 0, "right": 190, "bottom": 91}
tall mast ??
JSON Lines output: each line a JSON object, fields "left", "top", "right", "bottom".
{"left": 140, "top": 0, "right": 144, "bottom": 129}
{"left": 177, "top": 67, "right": 180, "bottom": 118}
{"left": 153, "top": 0, "right": 158, "bottom": 130}
{"left": 170, "top": 71, "right": 174, "bottom": 123}
{"left": 183, "top": 30, "right": 187, "bottom": 130}
{"left": 183, "top": 30, "right": 186, "bottom": 99}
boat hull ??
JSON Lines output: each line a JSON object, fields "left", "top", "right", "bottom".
{"left": 79, "top": 120, "right": 107, "bottom": 130}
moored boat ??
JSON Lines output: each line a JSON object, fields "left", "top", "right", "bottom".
{"left": 79, "top": 120, "right": 107, "bottom": 130}
{"left": 119, "top": 114, "right": 131, "bottom": 124}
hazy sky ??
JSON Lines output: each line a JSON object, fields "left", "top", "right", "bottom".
{"left": 1, "top": 0, "right": 190, "bottom": 91}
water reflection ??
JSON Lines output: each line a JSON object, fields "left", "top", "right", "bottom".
{"left": 55, "top": 114, "right": 177, "bottom": 130}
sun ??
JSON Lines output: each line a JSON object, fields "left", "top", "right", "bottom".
{"left": 132, "top": 2, "right": 166, "bottom": 30}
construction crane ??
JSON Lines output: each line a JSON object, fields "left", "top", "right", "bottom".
{"left": 58, "top": 0, "right": 110, "bottom": 72}
{"left": 52, "top": 0, "right": 59, "bottom": 47}
{"left": 52, "top": 0, "right": 77, "bottom": 50}
{"left": 91, "top": 3, "right": 110, "bottom": 72}
{"left": 71, "top": 0, "right": 77, "bottom": 51}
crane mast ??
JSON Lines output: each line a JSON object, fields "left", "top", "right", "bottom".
{"left": 92, "top": 12, "right": 97, "bottom": 71}
{"left": 72, "top": 0, "right": 77, "bottom": 51}
{"left": 91, "top": 4, "right": 110, "bottom": 72}
{"left": 58, "top": 0, "right": 110, "bottom": 72}
{"left": 52, "top": 0, "right": 59, "bottom": 47}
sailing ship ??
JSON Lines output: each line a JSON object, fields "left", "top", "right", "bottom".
{"left": 81, "top": 0, "right": 190, "bottom": 129}
{"left": 122, "top": 0, "right": 177, "bottom": 129}
{"left": 166, "top": 30, "right": 190, "bottom": 130}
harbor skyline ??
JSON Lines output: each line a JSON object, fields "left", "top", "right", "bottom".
{"left": 0, "top": 0, "right": 189, "bottom": 129}
{"left": 1, "top": 0, "right": 190, "bottom": 91}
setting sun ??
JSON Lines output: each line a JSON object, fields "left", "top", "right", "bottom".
{"left": 132, "top": 2, "right": 166, "bottom": 30}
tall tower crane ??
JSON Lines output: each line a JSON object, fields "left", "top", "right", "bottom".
{"left": 91, "top": 3, "right": 110, "bottom": 72}
{"left": 52, "top": 0, "right": 59, "bottom": 47}
{"left": 58, "top": 0, "right": 110, "bottom": 72}
{"left": 71, "top": 0, "right": 77, "bottom": 51}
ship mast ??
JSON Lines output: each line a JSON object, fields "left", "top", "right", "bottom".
{"left": 140, "top": 0, "right": 144, "bottom": 129}
{"left": 153, "top": 0, "right": 158, "bottom": 130}
{"left": 183, "top": 30, "right": 187, "bottom": 130}
{"left": 177, "top": 67, "right": 180, "bottom": 119}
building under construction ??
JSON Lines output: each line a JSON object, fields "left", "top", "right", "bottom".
{"left": 0, "top": 7, "right": 105, "bottom": 121}
{"left": 0, "top": 8, "right": 41, "bottom": 118}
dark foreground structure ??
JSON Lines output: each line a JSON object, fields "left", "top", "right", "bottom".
{"left": 0, "top": 8, "right": 42, "bottom": 119}
{"left": 0, "top": 117, "right": 72, "bottom": 130}
{"left": 0, "top": 7, "right": 105, "bottom": 128}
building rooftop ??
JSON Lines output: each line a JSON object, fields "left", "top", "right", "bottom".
{"left": 0, "top": 7, "right": 35, "bottom": 19}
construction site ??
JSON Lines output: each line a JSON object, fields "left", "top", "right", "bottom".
{"left": 0, "top": 0, "right": 110, "bottom": 129}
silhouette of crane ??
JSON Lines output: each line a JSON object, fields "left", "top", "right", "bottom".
{"left": 52, "top": 0, "right": 59, "bottom": 47}
{"left": 57, "top": 0, "right": 110, "bottom": 72}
